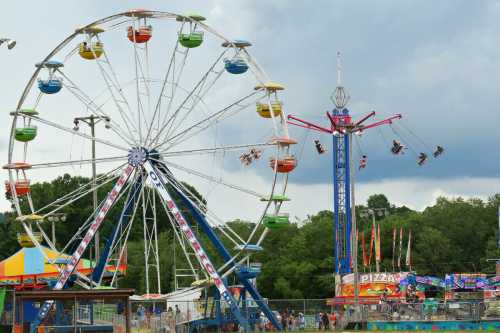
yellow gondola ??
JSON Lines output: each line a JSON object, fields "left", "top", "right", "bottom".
{"left": 79, "top": 42, "right": 104, "bottom": 60}
{"left": 256, "top": 101, "right": 282, "bottom": 118}
{"left": 17, "top": 232, "right": 43, "bottom": 248}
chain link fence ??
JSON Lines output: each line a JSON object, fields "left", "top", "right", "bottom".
{"left": 1, "top": 293, "right": 500, "bottom": 333}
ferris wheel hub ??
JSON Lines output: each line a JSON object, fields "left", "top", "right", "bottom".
{"left": 128, "top": 147, "right": 148, "bottom": 166}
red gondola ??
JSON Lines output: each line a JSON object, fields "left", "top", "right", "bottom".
{"left": 127, "top": 25, "right": 152, "bottom": 43}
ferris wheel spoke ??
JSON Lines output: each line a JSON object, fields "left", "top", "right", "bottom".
{"left": 56, "top": 166, "right": 136, "bottom": 259}
{"left": 160, "top": 142, "right": 276, "bottom": 158}
{"left": 156, "top": 90, "right": 261, "bottom": 151}
{"left": 130, "top": 20, "right": 153, "bottom": 145}
{"left": 18, "top": 112, "right": 129, "bottom": 152}
{"left": 92, "top": 34, "right": 139, "bottom": 140}
{"left": 144, "top": 37, "right": 181, "bottom": 147}
{"left": 148, "top": 36, "right": 191, "bottom": 147}
{"left": 33, "top": 163, "right": 126, "bottom": 216}
{"left": 57, "top": 70, "right": 138, "bottom": 145}
{"left": 158, "top": 159, "right": 265, "bottom": 199}
{"left": 29, "top": 155, "right": 128, "bottom": 169}
{"left": 158, "top": 49, "right": 229, "bottom": 145}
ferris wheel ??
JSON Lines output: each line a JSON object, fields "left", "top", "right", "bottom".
{"left": 5, "top": 9, "right": 294, "bottom": 329}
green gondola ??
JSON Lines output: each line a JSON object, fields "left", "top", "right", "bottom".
{"left": 15, "top": 127, "right": 37, "bottom": 142}
{"left": 178, "top": 32, "right": 204, "bottom": 48}
{"left": 263, "top": 214, "right": 290, "bottom": 229}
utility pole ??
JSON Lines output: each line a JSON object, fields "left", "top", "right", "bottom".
{"left": 73, "top": 115, "right": 111, "bottom": 262}
{"left": 46, "top": 213, "right": 67, "bottom": 246}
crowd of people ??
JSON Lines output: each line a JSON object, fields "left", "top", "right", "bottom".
{"left": 254, "top": 309, "right": 340, "bottom": 331}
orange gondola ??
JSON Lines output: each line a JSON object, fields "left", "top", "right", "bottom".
{"left": 269, "top": 156, "right": 297, "bottom": 173}
{"left": 5, "top": 180, "right": 30, "bottom": 197}
{"left": 127, "top": 25, "right": 152, "bottom": 43}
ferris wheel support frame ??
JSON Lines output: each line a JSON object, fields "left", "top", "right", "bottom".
{"left": 154, "top": 161, "right": 283, "bottom": 331}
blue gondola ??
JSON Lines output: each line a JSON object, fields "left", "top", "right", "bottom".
{"left": 224, "top": 57, "right": 249, "bottom": 74}
{"left": 38, "top": 78, "right": 62, "bottom": 94}
{"left": 235, "top": 264, "right": 261, "bottom": 279}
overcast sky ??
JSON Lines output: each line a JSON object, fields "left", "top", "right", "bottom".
{"left": 1, "top": 1, "right": 499, "bottom": 221}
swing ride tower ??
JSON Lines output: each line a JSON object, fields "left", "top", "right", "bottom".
{"left": 287, "top": 53, "right": 402, "bottom": 299}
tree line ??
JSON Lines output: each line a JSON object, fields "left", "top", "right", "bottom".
{"left": 1, "top": 174, "right": 499, "bottom": 299}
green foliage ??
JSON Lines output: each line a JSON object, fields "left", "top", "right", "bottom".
{"left": 4, "top": 175, "right": 500, "bottom": 300}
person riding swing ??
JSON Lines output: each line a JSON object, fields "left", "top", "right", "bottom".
{"left": 433, "top": 145, "right": 444, "bottom": 158}
{"left": 314, "top": 140, "right": 326, "bottom": 154}
{"left": 391, "top": 140, "right": 405, "bottom": 155}
{"left": 417, "top": 152, "right": 428, "bottom": 166}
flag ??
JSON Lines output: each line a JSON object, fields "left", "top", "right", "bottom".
{"left": 392, "top": 227, "right": 396, "bottom": 271}
{"left": 398, "top": 227, "right": 403, "bottom": 270}
{"left": 406, "top": 229, "right": 412, "bottom": 269}
{"left": 362, "top": 232, "right": 368, "bottom": 267}
{"left": 369, "top": 221, "right": 375, "bottom": 266}
{"left": 376, "top": 224, "right": 381, "bottom": 263}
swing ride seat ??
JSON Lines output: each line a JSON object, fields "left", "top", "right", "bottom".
{"left": 38, "top": 78, "right": 62, "bottom": 94}
{"left": 224, "top": 57, "right": 249, "bottom": 74}
{"left": 417, "top": 157, "right": 427, "bottom": 166}
{"left": 79, "top": 42, "right": 104, "bottom": 60}
{"left": 260, "top": 194, "right": 291, "bottom": 202}
{"left": 233, "top": 244, "right": 263, "bottom": 252}
{"left": 127, "top": 25, "right": 152, "bottom": 43}
{"left": 178, "top": 32, "right": 204, "bottom": 48}
{"left": 10, "top": 108, "right": 39, "bottom": 117}
{"left": 5, "top": 180, "right": 30, "bottom": 196}
{"left": 391, "top": 145, "right": 403, "bottom": 155}
{"left": 263, "top": 213, "right": 290, "bottom": 229}
{"left": 269, "top": 156, "right": 297, "bottom": 173}
{"left": 235, "top": 265, "right": 261, "bottom": 279}
{"left": 17, "top": 232, "right": 42, "bottom": 248}
{"left": 256, "top": 101, "right": 282, "bottom": 118}
{"left": 15, "top": 127, "right": 37, "bottom": 142}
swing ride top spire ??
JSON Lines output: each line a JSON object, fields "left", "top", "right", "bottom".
{"left": 287, "top": 52, "right": 402, "bottom": 276}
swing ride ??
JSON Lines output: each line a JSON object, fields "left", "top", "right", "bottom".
{"left": 6, "top": 9, "right": 294, "bottom": 331}
{"left": 287, "top": 52, "right": 444, "bottom": 279}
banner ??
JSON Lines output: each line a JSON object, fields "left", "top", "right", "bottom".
{"left": 376, "top": 224, "right": 381, "bottom": 263}
{"left": 406, "top": 230, "right": 412, "bottom": 269}
{"left": 392, "top": 227, "right": 396, "bottom": 271}
{"left": 340, "top": 272, "right": 409, "bottom": 297}
{"left": 362, "top": 232, "right": 368, "bottom": 267}
{"left": 369, "top": 221, "right": 375, "bottom": 266}
{"left": 398, "top": 227, "right": 403, "bottom": 270}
